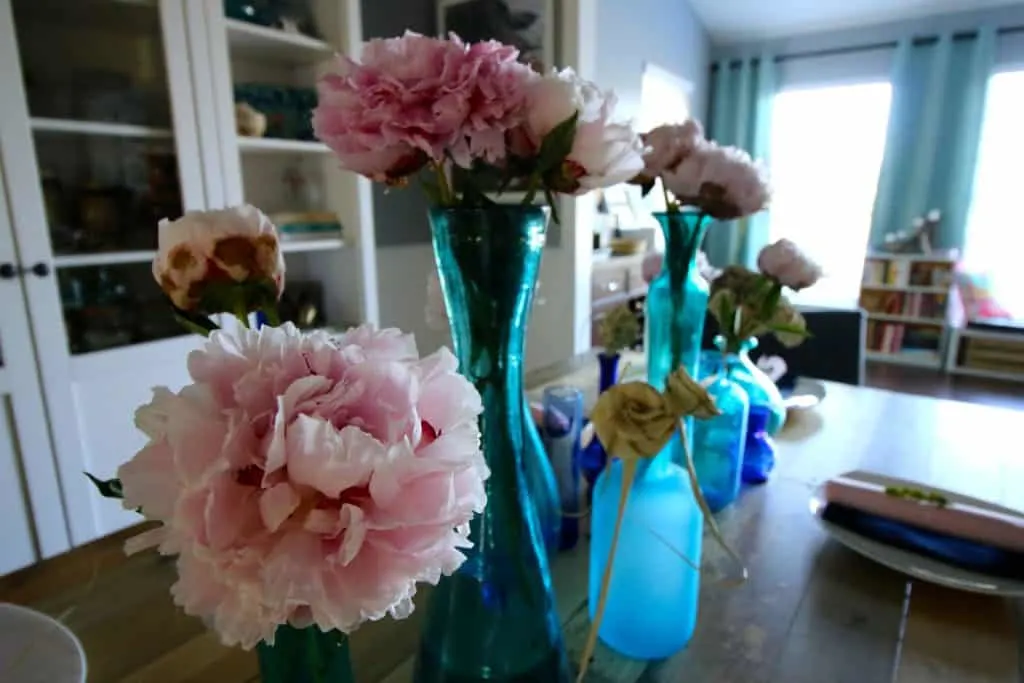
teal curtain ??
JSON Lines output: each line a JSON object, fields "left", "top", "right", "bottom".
{"left": 868, "top": 27, "right": 996, "bottom": 250}
{"left": 705, "top": 55, "right": 777, "bottom": 267}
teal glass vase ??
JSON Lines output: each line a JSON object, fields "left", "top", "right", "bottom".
{"left": 646, "top": 210, "right": 711, "bottom": 389}
{"left": 646, "top": 210, "right": 711, "bottom": 463}
{"left": 692, "top": 343, "right": 749, "bottom": 513}
{"left": 725, "top": 338, "right": 786, "bottom": 481}
{"left": 414, "top": 206, "right": 571, "bottom": 683}
{"left": 257, "top": 625, "right": 353, "bottom": 683}
{"left": 523, "top": 394, "right": 561, "bottom": 554}
{"left": 589, "top": 450, "right": 703, "bottom": 659}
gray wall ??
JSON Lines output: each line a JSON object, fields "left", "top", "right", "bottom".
{"left": 711, "top": 4, "right": 1024, "bottom": 61}
{"left": 596, "top": 0, "right": 712, "bottom": 123}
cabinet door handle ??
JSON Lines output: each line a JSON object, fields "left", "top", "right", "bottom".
{"left": 26, "top": 262, "right": 50, "bottom": 278}
{"left": 0, "top": 263, "right": 16, "bottom": 279}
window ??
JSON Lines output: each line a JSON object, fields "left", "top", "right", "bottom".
{"left": 767, "top": 82, "right": 892, "bottom": 305}
{"left": 962, "top": 70, "right": 1024, "bottom": 319}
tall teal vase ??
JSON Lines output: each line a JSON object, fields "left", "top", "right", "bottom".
{"left": 646, "top": 211, "right": 711, "bottom": 463}
{"left": 589, "top": 450, "right": 703, "bottom": 659}
{"left": 646, "top": 210, "right": 711, "bottom": 389}
{"left": 692, "top": 341, "right": 749, "bottom": 512}
{"left": 414, "top": 206, "right": 571, "bottom": 683}
{"left": 257, "top": 625, "right": 353, "bottom": 683}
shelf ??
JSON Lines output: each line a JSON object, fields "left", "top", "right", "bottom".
{"left": 866, "top": 351, "right": 942, "bottom": 368}
{"left": 949, "top": 365, "right": 1024, "bottom": 383}
{"left": 281, "top": 237, "right": 345, "bottom": 253}
{"left": 224, "top": 18, "right": 334, "bottom": 64}
{"left": 867, "top": 313, "right": 946, "bottom": 325}
{"left": 865, "top": 252, "right": 958, "bottom": 263}
{"left": 55, "top": 250, "right": 157, "bottom": 268}
{"left": 955, "top": 327, "right": 1024, "bottom": 343}
{"left": 237, "top": 136, "right": 330, "bottom": 154}
{"left": 860, "top": 283, "right": 949, "bottom": 294}
{"left": 31, "top": 118, "right": 173, "bottom": 139}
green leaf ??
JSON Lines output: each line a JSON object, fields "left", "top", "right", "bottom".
{"left": 536, "top": 111, "right": 579, "bottom": 173}
{"left": 769, "top": 323, "right": 809, "bottom": 336}
{"left": 85, "top": 472, "right": 124, "bottom": 499}
{"left": 544, "top": 187, "right": 561, "bottom": 225}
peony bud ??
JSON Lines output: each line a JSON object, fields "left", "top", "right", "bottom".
{"left": 152, "top": 205, "right": 285, "bottom": 314}
{"left": 756, "top": 239, "right": 822, "bottom": 291}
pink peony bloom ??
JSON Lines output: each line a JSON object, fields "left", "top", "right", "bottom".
{"left": 522, "top": 68, "right": 644, "bottom": 194}
{"left": 313, "top": 32, "right": 535, "bottom": 180}
{"left": 757, "top": 239, "right": 822, "bottom": 290}
{"left": 663, "top": 142, "right": 771, "bottom": 219}
{"left": 640, "top": 120, "right": 705, "bottom": 178}
{"left": 152, "top": 205, "right": 285, "bottom": 312}
{"left": 118, "top": 324, "right": 487, "bottom": 649}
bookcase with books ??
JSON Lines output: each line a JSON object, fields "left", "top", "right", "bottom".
{"left": 860, "top": 252, "right": 958, "bottom": 369}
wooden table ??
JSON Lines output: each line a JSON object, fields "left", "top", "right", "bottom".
{"left": 3, "top": 359, "right": 1023, "bottom": 682}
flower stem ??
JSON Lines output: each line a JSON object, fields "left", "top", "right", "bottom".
{"left": 433, "top": 162, "right": 454, "bottom": 205}
{"left": 661, "top": 180, "right": 676, "bottom": 213}
{"left": 234, "top": 301, "right": 250, "bottom": 329}
{"left": 522, "top": 170, "right": 541, "bottom": 206}
{"left": 262, "top": 306, "right": 281, "bottom": 327}
{"left": 577, "top": 456, "right": 637, "bottom": 683}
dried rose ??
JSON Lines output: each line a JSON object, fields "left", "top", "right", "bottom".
{"left": 589, "top": 381, "right": 677, "bottom": 461}
{"left": 664, "top": 368, "right": 720, "bottom": 419}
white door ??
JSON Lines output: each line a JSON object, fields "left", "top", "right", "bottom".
{"left": 0, "top": 0, "right": 208, "bottom": 544}
{"left": 0, "top": 155, "right": 70, "bottom": 573}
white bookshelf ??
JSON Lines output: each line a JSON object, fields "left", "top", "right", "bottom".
{"left": 224, "top": 18, "right": 335, "bottom": 64}
{"left": 860, "top": 252, "right": 957, "bottom": 370}
{"left": 30, "top": 117, "right": 173, "bottom": 139}
{"left": 944, "top": 326, "right": 1024, "bottom": 384}
{"left": 237, "top": 136, "right": 331, "bottom": 154}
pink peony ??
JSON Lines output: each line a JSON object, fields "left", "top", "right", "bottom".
{"left": 118, "top": 324, "right": 487, "bottom": 649}
{"left": 640, "top": 120, "right": 705, "bottom": 178}
{"left": 152, "top": 205, "right": 285, "bottom": 312}
{"left": 522, "top": 68, "right": 644, "bottom": 194}
{"left": 313, "top": 32, "right": 535, "bottom": 181}
{"left": 663, "top": 142, "right": 771, "bottom": 219}
{"left": 757, "top": 239, "right": 822, "bottom": 290}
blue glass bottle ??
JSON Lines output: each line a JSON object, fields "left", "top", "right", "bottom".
{"left": 415, "top": 206, "right": 571, "bottom": 683}
{"left": 597, "top": 352, "right": 620, "bottom": 392}
{"left": 743, "top": 406, "right": 777, "bottom": 484}
{"left": 588, "top": 451, "right": 703, "bottom": 659}
{"left": 724, "top": 338, "right": 786, "bottom": 481}
{"left": 692, "top": 345, "right": 749, "bottom": 513}
{"left": 523, "top": 396, "right": 561, "bottom": 555}
{"left": 542, "top": 386, "right": 583, "bottom": 551}
{"left": 579, "top": 352, "right": 620, "bottom": 499}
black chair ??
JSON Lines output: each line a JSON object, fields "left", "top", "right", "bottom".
{"left": 701, "top": 307, "right": 866, "bottom": 386}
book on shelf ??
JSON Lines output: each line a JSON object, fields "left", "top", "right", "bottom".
{"left": 867, "top": 321, "right": 941, "bottom": 355}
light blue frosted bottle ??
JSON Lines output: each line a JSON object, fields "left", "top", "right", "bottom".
{"left": 692, "top": 342, "right": 749, "bottom": 512}
{"left": 588, "top": 448, "right": 703, "bottom": 659}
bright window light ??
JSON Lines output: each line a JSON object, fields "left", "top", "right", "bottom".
{"left": 767, "top": 82, "right": 892, "bottom": 306}
{"left": 963, "top": 70, "right": 1024, "bottom": 320}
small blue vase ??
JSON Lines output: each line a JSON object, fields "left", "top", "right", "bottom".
{"left": 692, "top": 348, "right": 749, "bottom": 513}
{"left": 743, "top": 406, "right": 777, "bottom": 484}
{"left": 523, "top": 395, "right": 561, "bottom": 554}
{"left": 589, "top": 450, "right": 703, "bottom": 659}
{"left": 597, "top": 352, "right": 620, "bottom": 392}
{"left": 727, "top": 338, "right": 786, "bottom": 439}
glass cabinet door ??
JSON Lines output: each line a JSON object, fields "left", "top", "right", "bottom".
{"left": 9, "top": 0, "right": 204, "bottom": 355}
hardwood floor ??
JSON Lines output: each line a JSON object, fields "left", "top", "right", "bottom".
{"left": 866, "top": 362, "right": 1024, "bottom": 411}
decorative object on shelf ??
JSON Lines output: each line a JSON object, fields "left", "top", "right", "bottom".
{"left": 542, "top": 385, "right": 584, "bottom": 550}
{"left": 584, "top": 367, "right": 747, "bottom": 676}
{"left": 706, "top": 238, "right": 821, "bottom": 466}
{"left": 882, "top": 209, "right": 941, "bottom": 254}
{"left": 314, "top": 29, "right": 643, "bottom": 683}
{"left": 271, "top": 0, "right": 323, "bottom": 38}
{"left": 269, "top": 211, "right": 342, "bottom": 241}
{"left": 436, "top": 0, "right": 554, "bottom": 73}
{"left": 235, "top": 85, "right": 317, "bottom": 141}
{"left": 85, "top": 205, "right": 489, "bottom": 683}
{"left": 283, "top": 166, "right": 325, "bottom": 214}
{"left": 224, "top": 1, "right": 275, "bottom": 26}
{"left": 692, "top": 336, "right": 749, "bottom": 512}
{"left": 235, "top": 101, "right": 267, "bottom": 138}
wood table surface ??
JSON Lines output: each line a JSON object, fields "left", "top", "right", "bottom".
{"left": 2, "top": 355, "right": 1022, "bottom": 683}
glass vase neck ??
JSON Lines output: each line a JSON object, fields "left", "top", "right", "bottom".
{"left": 652, "top": 211, "right": 710, "bottom": 279}
{"left": 714, "top": 334, "right": 758, "bottom": 358}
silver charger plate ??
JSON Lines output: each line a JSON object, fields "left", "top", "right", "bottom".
{"left": 783, "top": 377, "right": 826, "bottom": 411}
{"left": 809, "top": 470, "right": 1024, "bottom": 597}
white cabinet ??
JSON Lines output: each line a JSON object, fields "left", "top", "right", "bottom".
{"left": 0, "top": 0, "right": 378, "bottom": 553}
